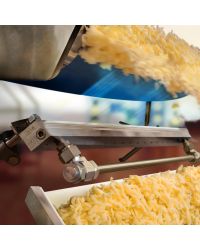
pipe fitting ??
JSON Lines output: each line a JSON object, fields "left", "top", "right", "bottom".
{"left": 63, "top": 156, "right": 99, "bottom": 183}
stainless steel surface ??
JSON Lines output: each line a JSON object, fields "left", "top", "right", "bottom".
{"left": 0, "top": 25, "right": 75, "bottom": 80}
{"left": 63, "top": 156, "right": 99, "bottom": 182}
{"left": 19, "top": 118, "right": 51, "bottom": 151}
{"left": 44, "top": 121, "right": 190, "bottom": 137}
{"left": 59, "top": 25, "right": 86, "bottom": 67}
{"left": 44, "top": 121, "right": 190, "bottom": 147}
{"left": 58, "top": 142, "right": 81, "bottom": 164}
{"left": 98, "top": 155, "right": 195, "bottom": 173}
{"left": 25, "top": 186, "right": 64, "bottom": 225}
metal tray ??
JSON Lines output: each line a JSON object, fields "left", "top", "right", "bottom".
{"left": 25, "top": 180, "right": 112, "bottom": 225}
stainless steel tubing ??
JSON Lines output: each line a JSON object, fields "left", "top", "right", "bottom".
{"left": 98, "top": 155, "right": 195, "bottom": 173}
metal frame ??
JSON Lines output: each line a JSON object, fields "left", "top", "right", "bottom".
{"left": 1, "top": 114, "right": 198, "bottom": 183}
{"left": 44, "top": 121, "right": 190, "bottom": 148}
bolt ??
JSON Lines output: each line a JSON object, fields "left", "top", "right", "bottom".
{"left": 7, "top": 156, "right": 20, "bottom": 166}
{"left": 63, "top": 164, "right": 82, "bottom": 183}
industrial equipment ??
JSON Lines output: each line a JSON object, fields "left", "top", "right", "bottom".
{"left": 0, "top": 25, "right": 198, "bottom": 224}
{"left": 0, "top": 112, "right": 199, "bottom": 224}
{"left": 0, "top": 114, "right": 199, "bottom": 182}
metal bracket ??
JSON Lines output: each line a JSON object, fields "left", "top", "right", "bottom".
{"left": 11, "top": 114, "right": 51, "bottom": 151}
{"left": 56, "top": 138, "right": 99, "bottom": 183}
{"left": 0, "top": 114, "right": 99, "bottom": 182}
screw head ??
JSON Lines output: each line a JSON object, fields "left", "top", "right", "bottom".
{"left": 36, "top": 129, "right": 46, "bottom": 140}
{"left": 7, "top": 156, "right": 20, "bottom": 166}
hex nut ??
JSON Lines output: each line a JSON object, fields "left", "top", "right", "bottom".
{"left": 60, "top": 145, "right": 81, "bottom": 163}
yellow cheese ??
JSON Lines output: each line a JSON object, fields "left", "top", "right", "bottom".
{"left": 79, "top": 26, "right": 200, "bottom": 101}
{"left": 58, "top": 166, "right": 200, "bottom": 225}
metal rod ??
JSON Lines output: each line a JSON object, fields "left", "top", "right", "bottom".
{"left": 119, "top": 147, "right": 142, "bottom": 162}
{"left": 6, "top": 134, "right": 20, "bottom": 148}
{"left": 99, "top": 155, "right": 194, "bottom": 173}
{"left": 145, "top": 101, "right": 152, "bottom": 126}
{"left": 119, "top": 121, "right": 130, "bottom": 125}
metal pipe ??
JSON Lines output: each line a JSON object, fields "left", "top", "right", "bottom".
{"left": 145, "top": 101, "right": 152, "bottom": 126}
{"left": 6, "top": 134, "right": 20, "bottom": 148}
{"left": 119, "top": 147, "right": 142, "bottom": 162}
{"left": 99, "top": 155, "right": 194, "bottom": 173}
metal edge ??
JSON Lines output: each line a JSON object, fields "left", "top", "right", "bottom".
{"left": 44, "top": 122, "right": 191, "bottom": 138}
{"left": 25, "top": 186, "right": 64, "bottom": 225}
{"left": 51, "top": 25, "right": 85, "bottom": 79}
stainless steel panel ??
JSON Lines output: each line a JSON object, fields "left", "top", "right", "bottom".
{"left": 0, "top": 25, "right": 75, "bottom": 80}
{"left": 43, "top": 121, "right": 190, "bottom": 147}
{"left": 44, "top": 121, "right": 190, "bottom": 138}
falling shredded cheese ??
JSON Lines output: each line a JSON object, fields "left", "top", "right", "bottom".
{"left": 58, "top": 166, "right": 200, "bottom": 225}
{"left": 79, "top": 25, "right": 200, "bottom": 101}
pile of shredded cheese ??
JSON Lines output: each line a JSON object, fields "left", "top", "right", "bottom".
{"left": 79, "top": 25, "right": 200, "bottom": 100}
{"left": 58, "top": 166, "right": 200, "bottom": 224}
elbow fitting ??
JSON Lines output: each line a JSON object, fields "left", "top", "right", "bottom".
{"left": 63, "top": 156, "right": 99, "bottom": 183}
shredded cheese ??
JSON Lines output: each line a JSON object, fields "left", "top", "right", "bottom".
{"left": 79, "top": 25, "right": 200, "bottom": 100}
{"left": 58, "top": 166, "right": 200, "bottom": 225}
